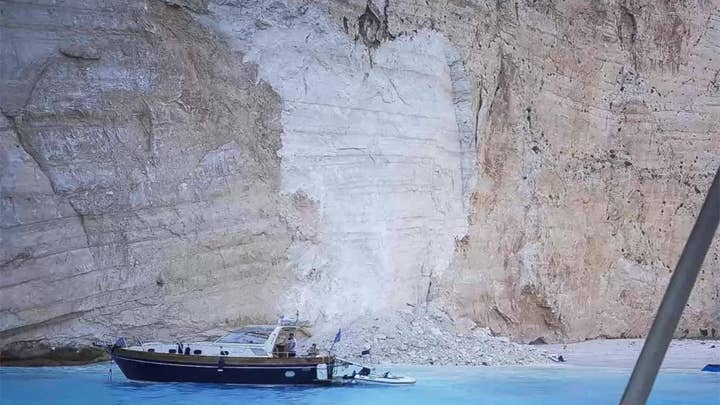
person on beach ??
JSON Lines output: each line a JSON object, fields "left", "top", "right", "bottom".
{"left": 288, "top": 333, "right": 297, "bottom": 357}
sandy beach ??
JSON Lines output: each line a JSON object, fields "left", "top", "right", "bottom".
{"left": 545, "top": 339, "right": 720, "bottom": 370}
{"left": 304, "top": 308, "right": 720, "bottom": 370}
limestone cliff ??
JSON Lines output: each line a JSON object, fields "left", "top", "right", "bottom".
{"left": 1, "top": 0, "right": 718, "bottom": 350}
{"left": 1, "top": 0, "right": 293, "bottom": 345}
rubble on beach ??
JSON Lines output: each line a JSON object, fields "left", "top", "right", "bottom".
{"left": 302, "top": 308, "right": 555, "bottom": 366}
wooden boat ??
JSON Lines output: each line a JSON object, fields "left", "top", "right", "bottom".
{"left": 111, "top": 324, "right": 334, "bottom": 385}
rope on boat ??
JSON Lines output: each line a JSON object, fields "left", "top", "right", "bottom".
{"left": 335, "top": 357, "right": 365, "bottom": 367}
{"left": 335, "top": 357, "right": 375, "bottom": 373}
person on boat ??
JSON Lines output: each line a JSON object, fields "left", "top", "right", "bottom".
{"left": 288, "top": 333, "right": 297, "bottom": 357}
{"left": 306, "top": 343, "right": 319, "bottom": 356}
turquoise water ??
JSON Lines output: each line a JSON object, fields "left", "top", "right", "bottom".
{"left": 1, "top": 363, "right": 718, "bottom": 404}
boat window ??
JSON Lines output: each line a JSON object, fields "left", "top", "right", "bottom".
{"left": 251, "top": 348, "right": 267, "bottom": 356}
{"left": 216, "top": 326, "right": 275, "bottom": 344}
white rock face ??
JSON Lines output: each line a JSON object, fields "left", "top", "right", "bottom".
{"left": 204, "top": 3, "right": 475, "bottom": 321}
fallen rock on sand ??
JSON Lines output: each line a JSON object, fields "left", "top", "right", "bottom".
{"left": 302, "top": 308, "right": 553, "bottom": 366}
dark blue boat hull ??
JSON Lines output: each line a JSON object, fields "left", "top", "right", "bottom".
{"left": 112, "top": 353, "right": 333, "bottom": 385}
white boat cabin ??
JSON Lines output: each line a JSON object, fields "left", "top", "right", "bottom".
{"left": 124, "top": 325, "right": 306, "bottom": 358}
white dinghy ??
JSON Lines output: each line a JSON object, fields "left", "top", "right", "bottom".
{"left": 335, "top": 358, "right": 416, "bottom": 385}
{"left": 354, "top": 372, "right": 416, "bottom": 385}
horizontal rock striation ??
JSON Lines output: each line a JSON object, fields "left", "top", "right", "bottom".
{"left": 1, "top": 0, "right": 295, "bottom": 346}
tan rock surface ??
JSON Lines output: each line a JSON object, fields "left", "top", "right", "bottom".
{"left": 439, "top": 0, "right": 720, "bottom": 342}
{"left": 1, "top": 0, "right": 718, "bottom": 352}
{"left": 1, "top": 0, "right": 295, "bottom": 345}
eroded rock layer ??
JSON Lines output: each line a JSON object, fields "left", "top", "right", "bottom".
{"left": 1, "top": 0, "right": 293, "bottom": 344}
{"left": 1, "top": 0, "right": 718, "bottom": 349}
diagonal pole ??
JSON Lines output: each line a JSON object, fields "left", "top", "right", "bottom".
{"left": 620, "top": 166, "right": 720, "bottom": 405}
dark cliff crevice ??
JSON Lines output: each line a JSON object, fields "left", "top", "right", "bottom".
{"left": 158, "top": 0, "right": 209, "bottom": 14}
{"left": 0, "top": 252, "right": 33, "bottom": 269}
{"left": 709, "top": 69, "right": 720, "bottom": 94}
{"left": 357, "top": 0, "right": 395, "bottom": 49}
{"left": 59, "top": 45, "right": 101, "bottom": 61}
{"left": 617, "top": 5, "right": 638, "bottom": 71}
{"left": 66, "top": 201, "right": 93, "bottom": 249}
{"left": 474, "top": 82, "right": 484, "bottom": 148}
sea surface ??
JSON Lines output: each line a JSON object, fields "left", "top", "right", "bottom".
{"left": 0, "top": 363, "right": 717, "bottom": 404}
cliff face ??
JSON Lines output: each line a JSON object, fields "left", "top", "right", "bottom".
{"left": 1, "top": 0, "right": 293, "bottom": 344}
{"left": 440, "top": 0, "right": 720, "bottom": 342}
{"left": 1, "top": 0, "right": 718, "bottom": 348}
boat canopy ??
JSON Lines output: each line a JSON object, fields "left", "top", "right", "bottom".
{"left": 215, "top": 326, "right": 277, "bottom": 345}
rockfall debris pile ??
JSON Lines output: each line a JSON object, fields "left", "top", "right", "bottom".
{"left": 302, "top": 309, "right": 555, "bottom": 366}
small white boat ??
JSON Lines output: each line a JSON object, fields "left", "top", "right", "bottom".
{"left": 334, "top": 358, "right": 416, "bottom": 385}
{"left": 354, "top": 372, "right": 416, "bottom": 385}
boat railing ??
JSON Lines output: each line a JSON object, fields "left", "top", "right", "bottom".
{"left": 272, "top": 351, "right": 331, "bottom": 358}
